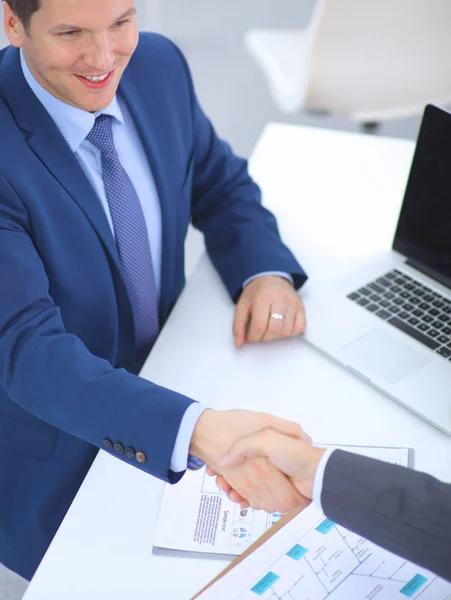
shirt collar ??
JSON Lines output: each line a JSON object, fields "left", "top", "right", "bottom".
{"left": 20, "top": 50, "right": 124, "bottom": 153}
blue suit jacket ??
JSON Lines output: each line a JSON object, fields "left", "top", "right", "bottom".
{"left": 0, "top": 33, "right": 306, "bottom": 580}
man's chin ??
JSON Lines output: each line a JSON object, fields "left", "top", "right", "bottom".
{"left": 72, "top": 93, "right": 117, "bottom": 114}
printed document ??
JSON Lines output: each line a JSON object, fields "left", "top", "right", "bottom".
{"left": 153, "top": 446, "right": 411, "bottom": 557}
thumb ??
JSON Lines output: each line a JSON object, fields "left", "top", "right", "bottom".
{"left": 264, "top": 414, "right": 311, "bottom": 444}
{"left": 219, "top": 430, "right": 269, "bottom": 468}
{"left": 219, "top": 429, "right": 307, "bottom": 477}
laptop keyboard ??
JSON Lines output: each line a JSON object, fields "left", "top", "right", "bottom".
{"left": 347, "top": 269, "right": 451, "bottom": 359}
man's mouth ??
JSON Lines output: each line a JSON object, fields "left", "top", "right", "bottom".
{"left": 82, "top": 73, "right": 110, "bottom": 82}
{"left": 75, "top": 70, "right": 115, "bottom": 89}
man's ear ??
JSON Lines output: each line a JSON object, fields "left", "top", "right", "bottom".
{"left": 3, "top": 2, "right": 26, "bottom": 48}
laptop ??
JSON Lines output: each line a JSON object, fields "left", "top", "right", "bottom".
{"left": 303, "top": 104, "right": 451, "bottom": 435}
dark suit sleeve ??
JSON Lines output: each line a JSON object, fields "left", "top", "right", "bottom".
{"left": 171, "top": 44, "right": 307, "bottom": 302}
{"left": 321, "top": 449, "right": 451, "bottom": 581}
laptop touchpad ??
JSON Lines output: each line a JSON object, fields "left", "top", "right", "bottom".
{"left": 339, "top": 329, "right": 429, "bottom": 384}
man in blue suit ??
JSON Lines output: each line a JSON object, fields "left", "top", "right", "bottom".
{"left": 0, "top": 0, "right": 308, "bottom": 580}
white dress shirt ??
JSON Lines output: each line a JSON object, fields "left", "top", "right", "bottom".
{"left": 312, "top": 448, "right": 336, "bottom": 510}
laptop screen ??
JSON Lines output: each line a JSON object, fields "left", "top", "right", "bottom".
{"left": 393, "top": 104, "right": 451, "bottom": 289}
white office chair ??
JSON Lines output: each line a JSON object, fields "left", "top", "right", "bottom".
{"left": 245, "top": 0, "right": 451, "bottom": 123}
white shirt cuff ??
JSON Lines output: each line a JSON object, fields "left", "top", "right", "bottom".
{"left": 243, "top": 271, "right": 294, "bottom": 289}
{"left": 170, "top": 403, "right": 209, "bottom": 473}
{"left": 312, "top": 448, "right": 336, "bottom": 511}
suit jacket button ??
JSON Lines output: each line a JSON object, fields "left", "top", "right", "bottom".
{"left": 102, "top": 438, "right": 113, "bottom": 451}
{"left": 113, "top": 442, "right": 124, "bottom": 454}
{"left": 135, "top": 451, "right": 147, "bottom": 464}
{"left": 125, "top": 447, "right": 135, "bottom": 460}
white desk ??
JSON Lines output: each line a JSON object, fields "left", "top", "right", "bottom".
{"left": 23, "top": 124, "right": 451, "bottom": 599}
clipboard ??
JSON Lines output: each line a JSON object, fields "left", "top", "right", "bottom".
{"left": 191, "top": 504, "right": 306, "bottom": 599}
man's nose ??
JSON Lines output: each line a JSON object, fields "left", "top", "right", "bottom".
{"left": 84, "top": 33, "right": 115, "bottom": 71}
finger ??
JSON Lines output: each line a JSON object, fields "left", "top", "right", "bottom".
{"left": 206, "top": 466, "right": 217, "bottom": 477}
{"left": 246, "top": 294, "right": 272, "bottom": 343}
{"left": 219, "top": 430, "right": 275, "bottom": 467}
{"left": 262, "top": 305, "right": 285, "bottom": 342}
{"left": 262, "top": 413, "right": 307, "bottom": 441}
{"left": 215, "top": 478, "right": 248, "bottom": 505}
{"left": 280, "top": 302, "right": 297, "bottom": 339}
{"left": 221, "top": 430, "right": 307, "bottom": 477}
{"left": 219, "top": 456, "right": 304, "bottom": 513}
{"left": 292, "top": 304, "right": 306, "bottom": 336}
{"left": 248, "top": 458, "right": 304, "bottom": 513}
{"left": 232, "top": 298, "right": 252, "bottom": 349}
{"left": 228, "top": 489, "right": 247, "bottom": 504}
{"left": 215, "top": 475, "right": 232, "bottom": 494}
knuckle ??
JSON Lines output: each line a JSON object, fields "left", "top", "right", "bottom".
{"left": 268, "top": 323, "right": 281, "bottom": 335}
{"left": 261, "top": 428, "right": 275, "bottom": 449}
{"left": 262, "top": 330, "right": 276, "bottom": 340}
{"left": 260, "top": 413, "right": 273, "bottom": 429}
{"left": 290, "top": 296, "right": 300, "bottom": 309}
{"left": 294, "top": 319, "right": 305, "bottom": 334}
{"left": 286, "top": 496, "right": 300, "bottom": 512}
{"left": 297, "top": 308, "right": 306, "bottom": 320}
{"left": 253, "top": 321, "right": 267, "bottom": 333}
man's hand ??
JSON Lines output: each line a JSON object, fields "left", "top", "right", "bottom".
{"left": 219, "top": 430, "right": 325, "bottom": 502}
{"left": 233, "top": 275, "right": 306, "bottom": 348}
{"left": 190, "top": 410, "right": 311, "bottom": 513}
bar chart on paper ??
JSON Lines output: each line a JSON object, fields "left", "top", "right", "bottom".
{"left": 196, "top": 505, "right": 451, "bottom": 600}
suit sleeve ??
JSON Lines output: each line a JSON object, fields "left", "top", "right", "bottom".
{"left": 321, "top": 449, "right": 451, "bottom": 581}
{"left": 171, "top": 44, "right": 307, "bottom": 302}
{"left": 0, "top": 173, "right": 193, "bottom": 483}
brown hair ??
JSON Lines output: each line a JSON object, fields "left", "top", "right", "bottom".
{"left": 5, "top": 0, "right": 41, "bottom": 31}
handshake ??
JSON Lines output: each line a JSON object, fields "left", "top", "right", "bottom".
{"left": 189, "top": 409, "right": 325, "bottom": 513}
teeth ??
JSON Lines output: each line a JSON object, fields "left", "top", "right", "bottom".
{"left": 83, "top": 73, "right": 109, "bottom": 82}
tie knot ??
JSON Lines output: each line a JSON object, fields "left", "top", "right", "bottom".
{"left": 86, "top": 114, "right": 115, "bottom": 154}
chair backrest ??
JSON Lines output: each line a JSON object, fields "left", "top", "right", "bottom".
{"left": 304, "top": 0, "right": 451, "bottom": 121}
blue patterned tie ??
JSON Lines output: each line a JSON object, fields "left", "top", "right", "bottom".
{"left": 87, "top": 114, "right": 159, "bottom": 363}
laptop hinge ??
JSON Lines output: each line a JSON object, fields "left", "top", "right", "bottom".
{"left": 405, "top": 257, "right": 451, "bottom": 290}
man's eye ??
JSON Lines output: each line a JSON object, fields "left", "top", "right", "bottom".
{"left": 115, "top": 19, "right": 129, "bottom": 27}
{"left": 60, "top": 30, "right": 79, "bottom": 37}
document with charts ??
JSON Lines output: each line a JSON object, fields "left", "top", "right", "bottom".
{"left": 153, "top": 462, "right": 282, "bottom": 556}
{"left": 194, "top": 504, "right": 451, "bottom": 600}
{"left": 153, "top": 446, "right": 412, "bottom": 557}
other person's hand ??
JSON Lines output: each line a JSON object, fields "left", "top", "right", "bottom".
{"left": 219, "top": 430, "right": 325, "bottom": 502}
{"left": 233, "top": 275, "right": 306, "bottom": 348}
{"left": 190, "top": 410, "right": 311, "bottom": 513}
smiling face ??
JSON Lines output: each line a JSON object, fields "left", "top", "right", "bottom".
{"left": 4, "top": 0, "right": 139, "bottom": 112}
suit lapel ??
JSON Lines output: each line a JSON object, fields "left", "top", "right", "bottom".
{"left": 119, "top": 70, "right": 175, "bottom": 322}
{"left": 0, "top": 45, "right": 179, "bottom": 348}
{"left": 0, "top": 47, "right": 136, "bottom": 359}
{"left": 0, "top": 47, "right": 122, "bottom": 277}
